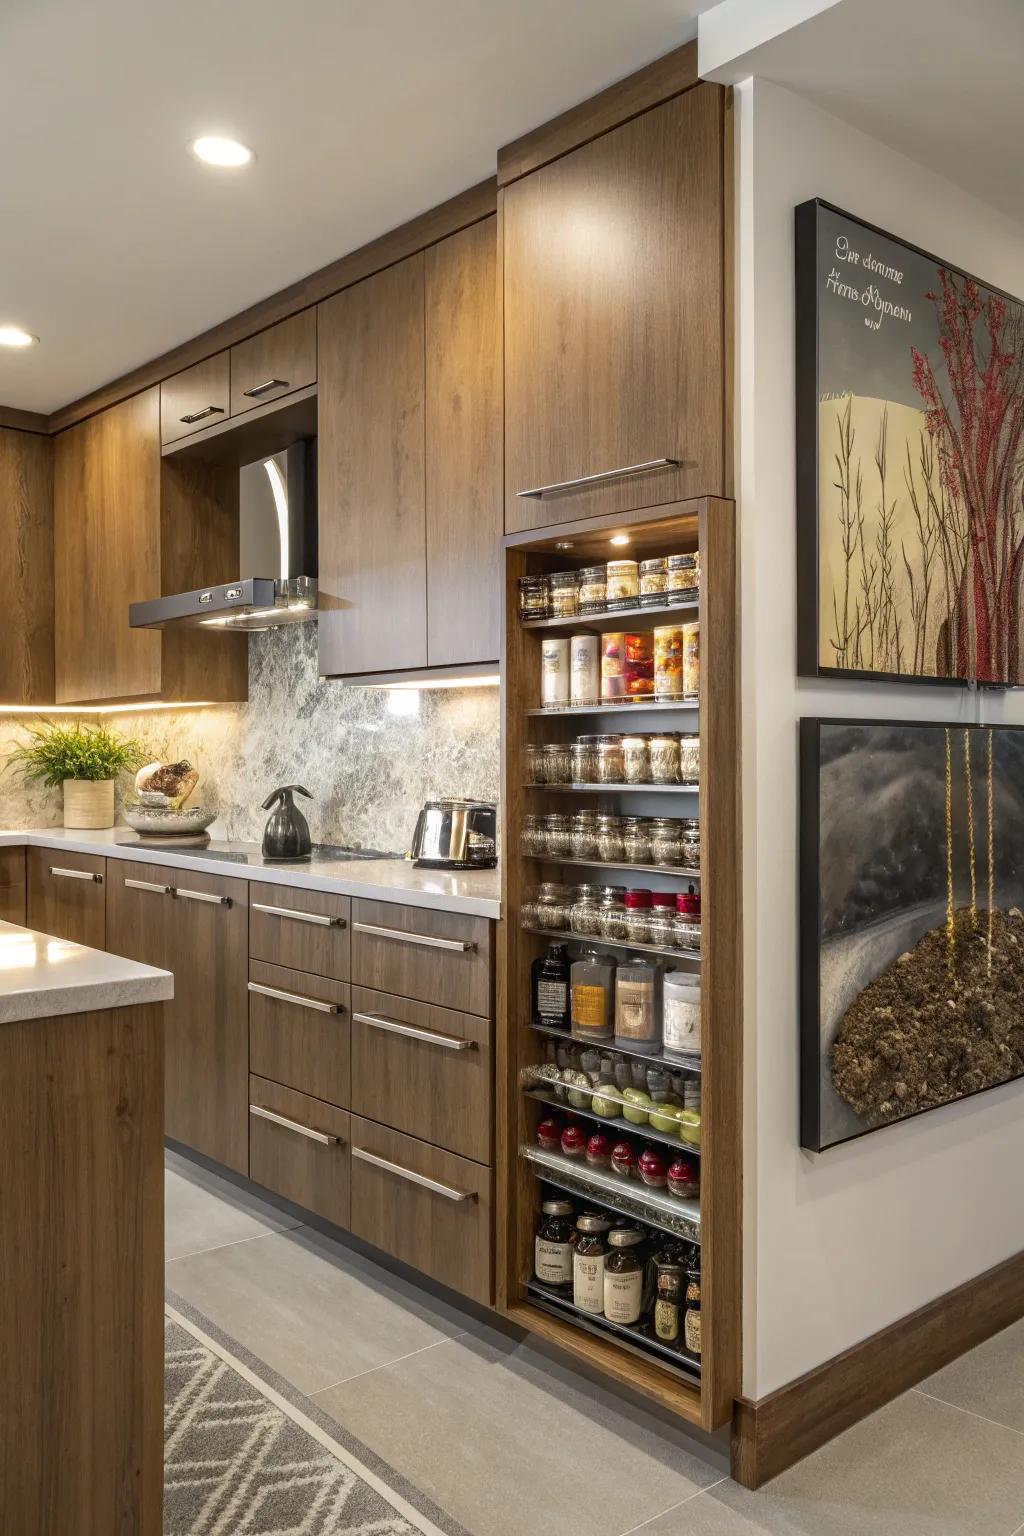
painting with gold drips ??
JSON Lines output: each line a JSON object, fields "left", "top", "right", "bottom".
{"left": 800, "top": 718, "right": 1024, "bottom": 1151}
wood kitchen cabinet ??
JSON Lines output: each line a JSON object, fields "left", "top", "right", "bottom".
{"left": 160, "top": 353, "right": 230, "bottom": 445}
{"left": 230, "top": 310, "right": 316, "bottom": 417}
{"left": 0, "top": 848, "right": 26, "bottom": 925}
{"left": 53, "top": 389, "right": 246, "bottom": 704}
{"left": 0, "top": 427, "right": 53, "bottom": 704}
{"left": 502, "top": 83, "right": 726, "bottom": 532}
{"left": 26, "top": 848, "right": 106, "bottom": 948}
{"left": 106, "top": 861, "right": 249, "bottom": 1174}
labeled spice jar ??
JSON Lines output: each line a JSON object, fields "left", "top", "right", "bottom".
{"left": 623, "top": 889, "right": 653, "bottom": 944}
{"left": 595, "top": 735, "right": 625, "bottom": 784}
{"left": 542, "top": 742, "right": 573, "bottom": 785}
{"left": 653, "top": 1257, "right": 684, "bottom": 1342}
{"left": 624, "top": 632, "right": 655, "bottom": 701}
{"left": 598, "top": 892, "right": 629, "bottom": 942}
{"left": 663, "top": 971, "right": 701, "bottom": 1056}
{"left": 571, "top": 736, "right": 602, "bottom": 785}
{"left": 601, "top": 632, "right": 627, "bottom": 702}
{"left": 540, "top": 637, "right": 570, "bottom": 708}
{"left": 615, "top": 955, "right": 661, "bottom": 1049}
{"left": 577, "top": 564, "right": 608, "bottom": 616}
{"left": 682, "top": 622, "right": 700, "bottom": 696}
{"left": 649, "top": 817, "right": 684, "bottom": 867}
{"left": 535, "top": 1198, "right": 576, "bottom": 1289}
{"left": 684, "top": 1262, "right": 702, "bottom": 1356}
{"left": 646, "top": 892, "right": 678, "bottom": 948}
{"left": 668, "top": 552, "right": 699, "bottom": 603}
{"left": 549, "top": 569, "right": 578, "bottom": 618}
{"left": 679, "top": 819, "right": 701, "bottom": 867}
{"left": 521, "top": 813, "right": 546, "bottom": 857}
{"left": 570, "top": 888, "right": 602, "bottom": 938}
{"left": 678, "top": 735, "right": 700, "bottom": 783}
{"left": 534, "top": 882, "right": 574, "bottom": 931}
{"left": 649, "top": 732, "right": 681, "bottom": 785}
{"left": 570, "top": 949, "right": 615, "bottom": 1043}
{"left": 525, "top": 742, "right": 547, "bottom": 785}
{"left": 603, "top": 1228, "right": 646, "bottom": 1324}
{"left": 596, "top": 814, "right": 625, "bottom": 863}
{"left": 569, "top": 634, "right": 600, "bottom": 706}
{"left": 518, "top": 573, "right": 550, "bottom": 621}
{"left": 541, "top": 812, "right": 572, "bottom": 859}
{"left": 639, "top": 556, "right": 669, "bottom": 607}
{"left": 653, "top": 624, "right": 686, "bottom": 701}
{"left": 621, "top": 816, "right": 653, "bottom": 865}
{"left": 673, "top": 887, "right": 702, "bottom": 952}
{"left": 573, "top": 1214, "right": 612, "bottom": 1313}
{"left": 606, "top": 559, "right": 640, "bottom": 611}
{"left": 621, "top": 734, "right": 651, "bottom": 785}
{"left": 569, "top": 808, "right": 600, "bottom": 860}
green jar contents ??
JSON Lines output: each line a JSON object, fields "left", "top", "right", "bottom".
{"left": 603, "top": 1228, "right": 646, "bottom": 1324}
{"left": 614, "top": 955, "right": 661, "bottom": 1051}
{"left": 570, "top": 949, "right": 615, "bottom": 1043}
{"left": 534, "top": 1198, "right": 577, "bottom": 1289}
{"left": 573, "top": 1213, "right": 612, "bottom": 1313}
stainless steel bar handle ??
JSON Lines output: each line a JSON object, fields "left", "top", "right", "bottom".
{"left": 175, "top": 886, "right": 232, "bottom": 907}
{"left": 50, "top": 866, "right": 103, "bottom": 883}
{"left": 180, "top": 405, "right": 225, "bottom": 424}
{"left": 351, "top": 1146, "right": 475, "bottom": 1203}
{"left": 125, "top": 877, "right": 173, "bottom": 895}
{"left": 515, "top": 457, "right": 681, "bottom": 500}
{"left": 352, "top": 921, "right": 473, "bottom": 953}
{"left": 249, "top": 1104, "right": 339, "bottom": 1146}
{"left": 252, "top": 902, "right": 345, "bottom": 928}
{"left": 353, "top": 1010, "right": 474, "bottom": 1051}
{"left": 242, "top": 377, "right": 289, "bottom": 398}
{"left": 248, "top": 981, "right": 343, "bottom": 1015}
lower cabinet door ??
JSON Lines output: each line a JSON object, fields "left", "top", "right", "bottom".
{"left": 26, "top": 847, "right": 106, "bottom": 948}
{"left": 249, "top": 960, "right": 350, "bottom": 1106}
{"left": 349, "top": 1115, "right": 492, "bottom": 1305}
{"left": 249, "top": 1075, "right": 351, "bottom": 1228}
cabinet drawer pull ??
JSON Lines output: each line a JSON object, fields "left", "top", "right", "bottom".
{"left": 50, "top": 866, "right": 103, "bottom": 884}
{"left": 242, "top": 377, "right": 289, "bottom": 398}
{"left": 515, "top": 457, "right": 681, "bottom": 500}
{"left": 352, "top": 1146, "right": 475, "bottom": 1202}
{"left": 125, "top": 876, "right": 173, "bottom": 895}
{"left": 175, "top": 886, "right": 232, "bottom": 907}
{"left": 354, "top": 1010, "right": 474, "bottom": 1050}
{"left": 248, "top": 981, "right": 343, "bottom": 1015}
{"left": 180, "top": 405, "right": 225, "bottom": 424}
{"left": 252, "top": 902, "right": 345, "bottom": 928}
{"left": 352, "top": 921, "right": 473, "bottom": 953}
{"left": 249, "top": 1103, "right": 339, "bottom": 1145}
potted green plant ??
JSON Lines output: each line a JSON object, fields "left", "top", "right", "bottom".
{"left": 6, "top": 720, "right": 145, "bottom": 829}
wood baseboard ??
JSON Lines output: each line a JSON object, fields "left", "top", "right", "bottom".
{"left": 732, "top": 1247, "right": 1024, "bottom": 1489}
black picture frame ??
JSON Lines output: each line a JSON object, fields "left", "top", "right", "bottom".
{"left": 795, "top": 198, "right": 1024, "bottom": 690}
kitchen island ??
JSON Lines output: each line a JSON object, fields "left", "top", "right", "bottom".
{"left": 0, "top": 922, "right": 172, "bottom": 1536}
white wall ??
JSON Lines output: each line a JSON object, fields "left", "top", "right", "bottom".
{"left": 736, "top": 77, "right": 1024, "bottom": 1398}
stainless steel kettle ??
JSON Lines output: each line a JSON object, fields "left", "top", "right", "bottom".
{"left": 410, "top": 798, "right": 497, "bottom": 869}
{"left": 262, "top": 784, "right": 313, "bottom": 861}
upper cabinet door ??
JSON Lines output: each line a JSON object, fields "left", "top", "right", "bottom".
{"left": 54, "top": 390, "right": 163, "bottom": 703}
{"left": 503, "top": 84, "right": 725, "bottom": 533}
{"left": 160, "top": 353, "right": 230, "bottom": 445}
{"left": 230, "top": 310, "right": 317, "bottom": 417}
{"left": 425, "top": 217, "right": 503, "bottom": 668}
{"left": 318, "top": 255, "right": 427, "bottom": 677}
{"left": 0, "top": 428, "right": 53, "bottom": 704}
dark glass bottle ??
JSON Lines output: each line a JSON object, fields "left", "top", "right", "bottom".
{"left": 531, "top": 941, "right": 571, "bottom": 1030}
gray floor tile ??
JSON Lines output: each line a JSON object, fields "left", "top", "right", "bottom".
{"left": 164, "top": 1150, "right": 301, "bottom": 1261}
{"left": 314, "top": 1329, "right": 722, "bottom": 1536}
{"left": 918, "top": 1319, "right": 1024, "bottom": 1435}
{"left": 166, "top": 1224, "right": 467, "bottom": 1395}
{"left": 638, "top": 1391, "right": 1024, "bottom": 1536}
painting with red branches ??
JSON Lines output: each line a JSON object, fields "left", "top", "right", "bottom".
{"left": 796, "top": 199, "right": 1024, "bottom": 686}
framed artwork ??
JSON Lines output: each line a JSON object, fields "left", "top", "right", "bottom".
{"left": 796, "top": 199, "right": 1024, "bottom": 687}
{"left": 800, "top": 718, "right": 1024, "bottom": 1152}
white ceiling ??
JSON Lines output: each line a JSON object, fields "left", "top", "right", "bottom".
{"left": 0, "top": 0, "right": 708, "bottom": 415}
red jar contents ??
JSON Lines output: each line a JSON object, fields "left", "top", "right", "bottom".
{"left": 561, "top": 1123, "right": 587, "bottom": 1158}
{"left": 638, "top": 1147, "right": 668, "bottom": 1188}
{"left": 623, "top": 632, "right": 655, "bottom": 701}
{"left": 610, "top": 1140, "right": 636, "bottom": 1179}
{"left": 537, "top": 1117, "right": 563, "bottom": 1152}
{"left": 667, "top": 1155, "right": 700, "bottom": 1199}
{"left": 585, "top": 1131, "right": 613, "bottom": 1168}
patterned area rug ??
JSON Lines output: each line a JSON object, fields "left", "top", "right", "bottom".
{"left": 165, "top": 1312, "right": 436, "bottom": 1535}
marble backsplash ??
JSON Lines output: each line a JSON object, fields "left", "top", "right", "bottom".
{"left": 0, "top": 625, "right": 500, "bottom": 854}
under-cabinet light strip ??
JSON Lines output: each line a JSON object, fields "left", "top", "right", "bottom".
{"left": 0, "top": 701, "right": 216, "bottom": 715}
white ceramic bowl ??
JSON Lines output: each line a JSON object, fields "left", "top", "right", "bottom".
{"left": 122, "top": 805, "right": 217, "bottom": 837}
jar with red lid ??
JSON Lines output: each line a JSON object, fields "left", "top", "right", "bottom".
{"left": 673, "top": 886, "right": 702, "bottom": 952}
{"left": 623, "top": 888, "right": 653, "bottom": 944}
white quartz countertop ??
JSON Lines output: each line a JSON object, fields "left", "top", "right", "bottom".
{"left": 0, "top": 829, "right": 501, "bottom": 919}
{"left": 0, "top": 919, "right": 174, "bottom": 1025}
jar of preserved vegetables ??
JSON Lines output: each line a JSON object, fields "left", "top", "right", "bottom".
{"left": 621, "top": 734, "right": 651, "bottom": 784}
{"left": 623, "top": 632, "right": 655, "bottom": 701}
{"left": 596, "top": 814, "right": 625, "bottom": 863}
{"left": 621, "top": 816, "right": 652, "bottom": 865}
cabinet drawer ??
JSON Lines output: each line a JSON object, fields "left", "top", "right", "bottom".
{"left": 249, "top": 883, "right": 351, "bottom": 980}
{"left": 349, "top": 1115, "right": 492, "bottom": 1305}
{"left": 351, "top": 987, "right": 491, "bottom": 1163}
{"left": 249, "top": 960, "right": 350, "bottom": 1107}
{"left": 26, "top": 847, "right": 106, "bottom": 949}
{"left": 249, "top": 1075, "right": 350, "bottom": 1228}
{"left": 161, "top": 353, "right": 230, "bottom": 444}
{"left": 0, "top": 847, "right": 26, "bottom": 925}
{"left": 351, "top": 899, "right": 493, "bottom": 1017}
{"left": 230, "top": 311, "right": 316, "bottom": 416}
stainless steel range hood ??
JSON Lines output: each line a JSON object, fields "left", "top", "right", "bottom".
{"left": 130, "top": 441, "right": 318, "bottom": 632}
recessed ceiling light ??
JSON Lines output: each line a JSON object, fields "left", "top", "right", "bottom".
{"left": 0, "top": 326, "right": 38, "bottom": 348}
{"left": 190, "top": 135, "right": 253, "bottom": 168}
{"left": 609, "top": 533, "right": 631, "bottom": 547}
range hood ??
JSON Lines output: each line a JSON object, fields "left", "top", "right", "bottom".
{"left": 130, "top": 441, "right": 318, "bottom": 632}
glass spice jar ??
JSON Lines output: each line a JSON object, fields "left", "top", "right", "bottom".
{"left": 520, "top": 888, "right": 543, "bottom": 929}
{"left": 678, "top": 734, "right": 700, "bottom": 783}
{"left": 521, "top": 813, "right": 547, "bottom": 858}
{"left": 525, "top": 742, "right": 547, "bottom": 785}
{"left": 621, "top": 734, "right": 651, "bottom": 784}
{"left": 646, "top": 893, "right": 677, "bottom": 948}
{"left": 570, "top": 889, "right": 603, "bottom": 937}
{"left": 623, "top": 632, "right": 655, "bottom": 702}
{"left": 535, "top": 882, "right": 574, "bottom": 931}
{"left": 549, "top": 569, "right": 578, "bottom": 618}
{"left": 679, "top": 820, "right": 701, "bottom": 868}
{"left": 615, "top": 955, "right": 661, "bottom": 1050}
{"left": 623, "top": 889, "right": 653, "bottom": 944}
{"left": 668, "top": 552, "right": 699, "bottom": 604}
{"left": 596, "top": 814, "right": 625, "bottom": 863}
{"left": 542, "top": 813, "right": 573, "bottom": 859}
{"left": 571, "top": 950, "right": 616, "bottom": 1046}
{"left": 594, "top": 735, "right": 625, "bottom": 784}
{"left": 653, "top": 625, "right": 686, "bottom": 701}
{"left": 518, "top": 573, "right": 550, "bottom": 621}
{"left": 649, "top": 818, "right": 684, "bottom": 867}
{"left": 598, "top": 892, "right": 629, "bottom": 942}
{"left": 606, "top": 559, "right": 640, "bottom": 610}
{"left": 577, "top": 564, "right": 608, "bottom": 615}
{"left": 639, "top": 556, "right": 669, "bottom": 607}
{"left": 672, "top": 888, "right": 702, "bottom": 952}
{"left": 569, "top": 808, "right": 600, "bottom": 860}
{"left": 571, "top": 736, "right": 602, "bottom": 784}
{"left": 621, "top": 816, "right": 653, "bottom": 865}
{"left": 649, "top": 732, "right": 681, "bottom": 785}
{"left": 542, "top": 742, "right": 573, "bottom": 785}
